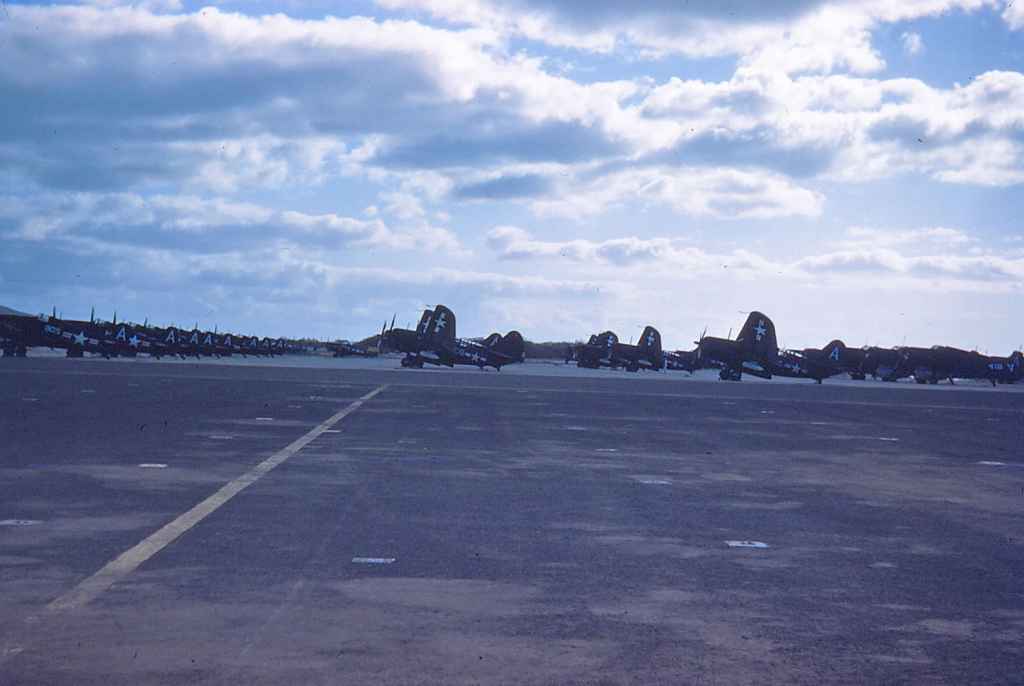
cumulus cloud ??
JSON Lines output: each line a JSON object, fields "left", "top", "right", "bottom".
{"left": 0, "top": 191, "right": 463, "bottom": 253}
{"left": 485, "top": 225, "right": 1024, "bottom": 293}
{"left": 1004, "top": 0, "right": 1024, "bottom": 29}
{"left": 530, "top": 166, "right": 825, "bottom": 220}
{"left": 378, "top": 0, "right": 993, "bottom": 74}
{"left": 901, "top": 31, "right": 924, "bottom": 55}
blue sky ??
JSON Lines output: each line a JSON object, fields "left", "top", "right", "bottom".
{"left": 1, "top": 0, "right": 1022, "bottom": 351}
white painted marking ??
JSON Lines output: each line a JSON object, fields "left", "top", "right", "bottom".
{"left": 208, "top": 435, "right": 234, "bottom": 441}
{"left": 810, "top": 422, "right": 829, "bottom": 426}
{"left": 80, "top": 389, "right": 95, "bottom": 394}
{"left": 760, "top": 410, "right": 775, "bottom": 415}
{"left": 46, "top": 385, "right": 388, "bottom": 613}
{"left": 564, "top": 425, "right": 588, "bottom": 431}
{"left": 875, "top": 437, "right": 900, "bottom": 442}
{"left": 254, "top": 417, "right": 274, "bottom": 421}
{"left": 725, "top": 540, "right": 769, "bottom": 549}
{"left": 977, "top": 460, "right": 1021, "bottom": 467}
{"left": 138, "top": 463, "right": 168, "bottom": 469}
{"left": 636, "top": 479, "right": 672, "bottom": 485}
{"left": 323, "top": 429, "right": 342, "bottom": 434}
{"left": 0, "top": 520, "right": 41, "bottom": 527}
{"left": 352, "top": 557, "right": 396, "bottom": 565}
{"left": 2, "top": 647, "right": 23, "bottom": 658}
{"left": 595, "top": 448, "right": 618, "bottom": 453}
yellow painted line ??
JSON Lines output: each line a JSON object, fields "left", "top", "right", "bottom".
{"left": 46, "top": 384, "right": 388, "bottom": 613}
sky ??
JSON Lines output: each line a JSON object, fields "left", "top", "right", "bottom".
{"left": 1, "top": 0, "right": 1022, "bottom": 351}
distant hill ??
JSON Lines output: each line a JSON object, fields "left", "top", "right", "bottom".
{"left": 0, "top": 305, "right": 32, "bottom": 317}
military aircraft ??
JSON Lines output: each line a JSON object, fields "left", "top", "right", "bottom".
{"left": 695, "top": 311, "right": 779, "bottom": 381}
{"left": 384, "top": 305, "right": 525, "bottom": 370}
{"left": 984, "top": 351, "right": 1024, "bottom": 385}
{"left": 884, "top": 345, "right": 1022, "bottom": 386}
{"left": 0, "top": 307, "right": 41, "bottom": 357}
{"left": 326, "top": 333, "right": 380, "bottom": 358}
{"left": 774, "top": 340, "right": 860, "bottom": 384}
{"left": 663, "top": 348, "right": 698, "bottom": 372}
{"left": 574, "top": 331, "right": 618, "bottom": 369}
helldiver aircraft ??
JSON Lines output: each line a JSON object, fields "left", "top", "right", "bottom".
{"left": 886, "top": 345, "right": 1022, "bottom": 386}
{"left": 663, "top": 348, "right": 699, "bottom": 372}
{"left": 327, "top": 338, "right": 379, "bottom": 358}
{"left": 573, "top": 326, "right": 665, "bottom": 371}
{"left": 774, "top": 340, "right": 863, "bottom": 384}
{"left": 983, "top": 351, "right": 1024, "bottom": 385}
{"left": 574, "top": 331, "right": 618, "bottom": 369}
{"left": 0, "top": 307, "right": 43, "bottom": 357}
{"left": 695, "top": 311, "right": 779, "bottom": 381}
{"left": 384, "top": 305, "right": 525, "bottom": 370}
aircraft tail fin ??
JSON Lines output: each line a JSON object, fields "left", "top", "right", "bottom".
{"left": 415, "top": 308, "right": 434, "bottom": 340}
{"left": 495, "top": 330, "right": 525, "bottom": 362}
{"left": 737, "top": 311, "right": 778, "bottom": 359}
{"left": 823, "top": 339, "right": 846, "bottom": 364}
{"left": 1010, "top": 350, "right": 1024, "bottom": 380}
{"left": 637, "top": 325, "right": 663, "bottom": 367}
{"left": 429, "top": 304, "right": 457, "bottom": 346}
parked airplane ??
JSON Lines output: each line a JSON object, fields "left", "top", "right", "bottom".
{"left": 775, "top": 340, "right": 857, "bottom": 384}
{"left": 385, "top": 305, "right": 525, "bottom": 370}
{"left": 696, "top": 312, "right": 779, "bottom": 381}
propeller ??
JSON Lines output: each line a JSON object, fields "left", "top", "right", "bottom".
{"left": 52, "top": 305, "right": 57, "bottom": 319}
{"left": 694, "top": 325, "right": 707, "bottom": 346}
{"left": 90, "top": 306, "right": 95, "bottom": 324}
{"left": 112, "top": 311, "right": 117, "bottom": 326}
{"left": 727, "top": 327, "right": 732, "bottom": 340}
{"left": 378, "top": 320, "right": 388, "bottom": 353}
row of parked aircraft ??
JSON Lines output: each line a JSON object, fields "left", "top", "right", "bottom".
{"left": 0, "top": 304, "right": 527, "bottom": 371}
{"left": 570, "top": 311, "right": 1024, "bottom": 386}
{"left": 4, "top": 304, "right": 1020, "bottom": 385}
{"left": 0, "top": 308, "right": 292, "bottom": 360}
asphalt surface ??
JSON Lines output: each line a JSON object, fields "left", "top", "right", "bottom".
{"left": 1, "top": 357, "right": 1023, "bottom": 685}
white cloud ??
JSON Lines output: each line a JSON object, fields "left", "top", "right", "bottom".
{"left": 485, "top": 225, "right": 1024, "bottom": 293}
{"left": 901, "top": 31, "right": 924, "bottom": 55}
{"left": 378, "top": 0, "right": 994, "bottom": 75}
{"left": 530, "top": 166, "right": 825, "bottom": 220}
{"left": 1, "top": 191, "right": 464, "bottom": 254}
{"left": 1004, "top": 0, "right": 1024, "bottom": 29}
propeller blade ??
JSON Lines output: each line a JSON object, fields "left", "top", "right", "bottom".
{"left": 113, "top": 311, "right": 117, "bottom": 326}
{"left": 90, "top": 306, "right": 95, "bottom": 323}
{"left": 390, "top": 313, "right": 396, "bottom": 332}
{"left": 727, "top": 327, "right": 732, "bottom": 340}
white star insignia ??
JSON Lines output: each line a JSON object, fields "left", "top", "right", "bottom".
{"left": 128, "top": 335, "right": 140, "bottom": 348}
{"left": 73, "top": 331, "right": 87, "bottom": 346}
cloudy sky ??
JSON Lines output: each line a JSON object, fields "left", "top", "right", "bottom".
{"left": 1, "top": 0, "right": 1022, "bottom": 350}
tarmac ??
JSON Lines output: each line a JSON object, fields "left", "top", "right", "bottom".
{"left": 1, "top": 355, "right": 1023, "bottom": 685}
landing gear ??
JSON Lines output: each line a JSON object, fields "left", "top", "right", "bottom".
{"left": 849, "top": 372, "right": 866, "bottom": 381}
{"left": 626, "top": 362, "right": 640, "bottom": 373}
{"left": 66, "top": 347, "right": 84, "bottom": 358}
{"left": 400, "top": 356, "right": 424, "bottom": 369}
{"left": 719, "top": 368, "right": 742, "bottom": 381}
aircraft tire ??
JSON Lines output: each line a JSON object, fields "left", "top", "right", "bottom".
{"left": 915, "top": 377, "right": 927, "bottom": 384}
{"left": 849, "top": 373, "right": 866, "bottom": 381}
